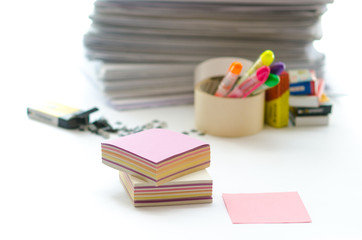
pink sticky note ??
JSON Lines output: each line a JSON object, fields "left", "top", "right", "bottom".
{"left": 222, "top": 192, "right": 311, "bottom": 224}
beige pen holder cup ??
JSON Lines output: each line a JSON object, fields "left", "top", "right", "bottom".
{"left": 194, "top": 57, "right": 265, "bottom": 137}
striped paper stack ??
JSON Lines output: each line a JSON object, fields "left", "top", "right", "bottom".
{"left": 119, "top": 169, "right": 212, "bottom": 207}
{"left": 102, "top": 128, "right": 212, "bottom": 206}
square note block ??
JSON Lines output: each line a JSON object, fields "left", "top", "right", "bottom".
{"left": 102, "top": 129, "right": 210, "bottom": 185}
{"left": 223, "top": 192, "right": 311, "bottom": 224}
{"left": 120, "top": 169, "right": 213, "bottom": 207}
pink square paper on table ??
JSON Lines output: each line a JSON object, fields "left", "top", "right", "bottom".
{"left": 222, "top": 192, "right": 311, "bottom": 224}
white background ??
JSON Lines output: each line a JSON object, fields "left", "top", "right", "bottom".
{"left": 1, "top": 1, "right": 362, "bottom": 239}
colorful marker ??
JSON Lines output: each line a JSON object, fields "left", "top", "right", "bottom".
{"left": 270, "top": 62, "right": 285, "bottom": 75}
{"left": 214, "top": 61, "right": 243, "bottom": 97}
{"left": 236, "top": 50, "right": 274, "bottom": 86}
{"left": 250, "top": 61, "right": 285, "bottom": 95}
{"left": 227, "top": 66, "right": 270, "bottom": 98}
{"left": 251, "top": 73, "right": 280, "bottom": 95}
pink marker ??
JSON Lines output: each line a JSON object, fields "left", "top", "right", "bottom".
{"left": 227, "top": 66, "right": 270, "bottom": 98}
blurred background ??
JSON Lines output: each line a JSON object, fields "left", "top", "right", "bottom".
{"left": 1, "top": 0, "right": 361, "bottom": 112}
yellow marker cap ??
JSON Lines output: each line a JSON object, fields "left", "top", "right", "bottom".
{"left": 228, "top": 61, "right": 243, "bottom": 75}
{"left": 260, "top": 50, "right": 275, "bottom": 66}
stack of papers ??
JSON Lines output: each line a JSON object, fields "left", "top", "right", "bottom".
{"left": 83, "top": 0, "right": 333, "bottom": 110}
{"left": 120, "top": 169, "right": 213, "bottom": 207}
{"left": 102, "top": 128, "right": 211, "bottom": 185}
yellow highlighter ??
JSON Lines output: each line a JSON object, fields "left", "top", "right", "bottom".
{"left": 238, "top": 50, "right": 275, "bottom": 84}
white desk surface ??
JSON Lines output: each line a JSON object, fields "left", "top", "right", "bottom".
{"left": 1, "top": 1, "right": 362, "bottom": 239}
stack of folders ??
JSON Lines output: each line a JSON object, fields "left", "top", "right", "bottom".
{"left": 102, "top": 128, "right": 213, "bottom": 207}
{"left": 288, "top": 69, "right": 332, "bottom": 126}
{"left": 83, "top": 0, "right": 333, "bottom": 110}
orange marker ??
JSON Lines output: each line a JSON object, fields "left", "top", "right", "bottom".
{"left": 214, "top": 61, "right": 243, "bottom": 97}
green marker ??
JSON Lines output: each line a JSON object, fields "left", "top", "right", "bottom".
{"left": 251, "top": 73, "right": 280, "bottom": 95}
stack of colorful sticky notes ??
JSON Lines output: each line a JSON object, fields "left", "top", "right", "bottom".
{"left": 102, "top": 128, "right": 212, "bottom": 206}
{"left": 119, "top": 169, "right": 213, "bottom": 207}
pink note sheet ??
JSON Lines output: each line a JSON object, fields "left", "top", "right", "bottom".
{"left": 103, "top": 128, "right": 209, "bottom": 164}
{"left": 222, "top": 192, "right": 311, "bottom": 224}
